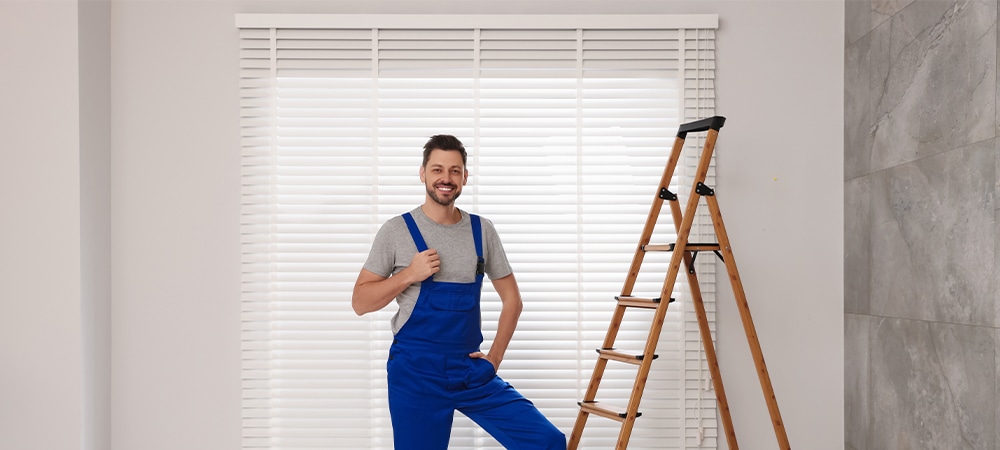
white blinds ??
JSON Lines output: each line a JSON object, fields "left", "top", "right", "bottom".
{"left": 238, "top": 14, "right": 718, "bottom": 450}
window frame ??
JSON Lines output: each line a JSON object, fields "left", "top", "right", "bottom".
{"left": 237, "top": 14, "right": 720, "bottom": 449}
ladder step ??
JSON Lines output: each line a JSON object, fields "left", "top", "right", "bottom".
{"left": 616, "top": 295, "right": 675, "bottom": 309}
{"left": 597, "top": 348, "right": 658, "bottom": 365}
{"left": 643, "top": 242, "right": 721, "bottom": 252}
{"left": 578, "top": 401, "right": 641, "bottom": 422}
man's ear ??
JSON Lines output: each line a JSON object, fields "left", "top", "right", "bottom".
{"left": 463, "top": 168, "right": 469, "bottom": 185}
{"left": 419, "top": 166, "right": 426, "bottom": 183}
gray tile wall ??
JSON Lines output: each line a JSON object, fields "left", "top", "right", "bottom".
{"left": 844, "top": 0, "right": 999, "bottom": 448}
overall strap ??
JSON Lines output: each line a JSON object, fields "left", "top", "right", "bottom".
{"left": 401, "top": 213, "right": 428, "bottom": 252}
{"left": 403, "top": 211, "right": 485, "bottom": 277}
{"left": 470, "top": 214, "right": 485, "bottom": 276}
{"left": 470, "top": 214, "right": 483, "bottom": 258}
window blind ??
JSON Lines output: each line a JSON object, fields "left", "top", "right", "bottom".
{"left": 237, "top": 14, "right": 718, "bottom": 450}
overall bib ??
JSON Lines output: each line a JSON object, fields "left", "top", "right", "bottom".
{"left": 387, "top": 212, "right": 565, "bottom": 450}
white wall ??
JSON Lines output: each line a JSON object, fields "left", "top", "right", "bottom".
{"left": 0, "top": 2, "right": 85, "bottom": 449}
{"left": 110, "top": 2, "right": 243, "bottom": 449}
{"left": 1, "top": 0, "right": 843, "bottom": 449}
{"left": 712, "top": 2, "right": 844, "bottom": 449}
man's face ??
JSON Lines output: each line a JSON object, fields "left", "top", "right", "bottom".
{"left": 419, "top": 148, "right": 468, "bottom": 207}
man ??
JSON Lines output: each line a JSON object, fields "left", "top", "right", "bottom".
{"left": 352, "top": 135, "right": 566, "bottom": 449}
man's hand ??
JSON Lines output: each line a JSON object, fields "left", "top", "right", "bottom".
{"left": 468, "top": 351, "right": 499, "bottom": 372}
{"left": 351, "top": 249, "right": 438, "bottom": 316}
{"left": 408, "top": 249, "right": 440, "bottom": 280}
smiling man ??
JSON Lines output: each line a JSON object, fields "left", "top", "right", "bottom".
{"left": 352, "top": 135, "right": 565, "bottom": 449}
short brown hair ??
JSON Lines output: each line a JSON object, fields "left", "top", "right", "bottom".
{"left": 422, "top": 135, "right": 467, "bottom": 167}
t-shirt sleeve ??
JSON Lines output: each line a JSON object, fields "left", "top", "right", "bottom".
{"left": 481, "top": 217, "right": 513, "bottom": 280}
{"left": 362, "top": 220, "right": 398, "bottom": 278}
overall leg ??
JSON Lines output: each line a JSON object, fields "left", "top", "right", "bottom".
{"left": 388, "top": 351, "right": 455, "bottom": 450}
{"left": 457, "top": 376, "right": 566, "bottom": 450}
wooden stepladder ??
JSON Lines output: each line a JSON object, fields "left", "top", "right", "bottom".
{"left": 568, "top": 117, "right": 790, "bottom": 450}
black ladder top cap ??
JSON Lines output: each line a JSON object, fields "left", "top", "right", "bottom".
{"left": 677, "top": 116, "right": 726, "bottom": 137}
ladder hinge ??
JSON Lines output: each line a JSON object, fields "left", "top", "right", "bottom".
{"left": 659, "top": 188, "right": 677, "bottom": 201}
{"left": 695, "top": 182, "right": 715, "bottom": 196}
{"left": 689, "top": 249, "right": 725, "bottom": 273}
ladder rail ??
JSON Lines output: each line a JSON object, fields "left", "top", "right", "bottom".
{"left": 616, "top": 287, "right": 672, "bottom": 448}
{"left": 658, "top": 127, "right": 718, "bottom": 299}
{"left": 706, "top": 194, "right": 791, "bottom": 449}
{"left": 668, "top": 194, "right": 740, "bottom": 449}
{"left": 613, "top": 133, "right": 688, "bottom": 449}
{"left": 620, "top": 134, "right": 687, "bottom": 297}
{"left": 615, "top": 128, "right": 719, "bottom": 450}
{"left": 568, "top": 131, "right": 689, "bottom": 449}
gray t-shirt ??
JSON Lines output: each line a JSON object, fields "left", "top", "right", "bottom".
{"left": 362, "top": 207, "right": 513, "bottom": 333}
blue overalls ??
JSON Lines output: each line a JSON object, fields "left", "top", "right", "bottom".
{"left": 387, "top": 212, "right": 566, "bottom": 450}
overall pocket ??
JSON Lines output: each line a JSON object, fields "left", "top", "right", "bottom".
{"left": 428, "top": 290, "right": 477, "bottom": 311}
{"left": 426, "top": 281, "right": 480, "bottom": 311}
{"left": 465, "top": 356, "right": 497, "bottom": 388}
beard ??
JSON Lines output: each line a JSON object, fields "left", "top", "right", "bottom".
{"left": 426, "top": 183, "right": 461, "bottom": 206}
